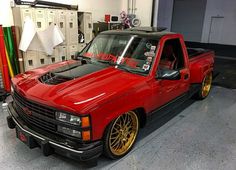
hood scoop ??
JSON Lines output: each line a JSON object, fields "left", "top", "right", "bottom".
{"left": 39, "top": 61, "right": 106, "bottom": 85}
{"left": 39, "top": 72, "right": 73, "bottom": 85}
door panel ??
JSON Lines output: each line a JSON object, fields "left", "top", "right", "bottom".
{"left": 152, "top": 68, "right": 189, "bottom": 109}
{"left": 150, "top": 37, "right": 190, "bottom": 111}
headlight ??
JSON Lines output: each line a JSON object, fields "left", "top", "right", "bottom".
{"left": 55, "top": 112, "right": 81, "bottom": 125}
{"left": 55, "top": 112, "right": 91, "bottom": 141}
{"left": 57, "top": 126, "right": 81, "bottom": 138}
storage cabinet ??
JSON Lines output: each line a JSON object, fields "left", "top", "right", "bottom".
{"left": 12, "top": 7, "right": 79, "bottom": 71}
{"left": 78, "top": 12, "right": 93, "bottom": 44}
{"left": 66, "top": 11, "right": 78, "bottom": 45}
{"left": 67, "top": 45, "right": 78, "bottom": 60}
{"left": 35, "top": 9, "right": 47, "bottom": 31}
{"left": 12, "top": 7, "right": 94, "bottom": 71}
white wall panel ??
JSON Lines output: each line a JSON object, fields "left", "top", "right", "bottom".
{"left": 78, "top": 0, "right": 122, "bottom": 22}
{"left": 135, "top": 0, "right": 153, "bottom": 26}
{"left": 0, "top": 0, "right": 14, "bottom": 26}
{"left": 78, "top": 0, "right": 154, "bottom": 26}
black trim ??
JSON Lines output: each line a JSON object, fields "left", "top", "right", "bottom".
{"left": 7, "top": 115, "right": 16, "bottom": 129}
{"left": 189, "top": 84, "right": 202, "bottom": 96}
{"left": 14, "top": 0, "right": 78, "bottom": 10}
{"left": 127, "top": 27, "right": 167, "bottom": 32}
{"left": 7, "top": 103, "right": 102, "bottom": 162}
{"left": 147, "top": 92, "right": 188, "bottom": 121}
{"left": 101, "top": 29, "right": 172, "bottom": 38}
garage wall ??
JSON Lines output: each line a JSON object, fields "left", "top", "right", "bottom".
{"left": 134, "top": 0, "right": 153, "bottom": 26}
{"left": 156, "top": 0, "right": 236, "bottom": 45}
{"left": 171, "top": 0, "right": 207, "bottom": 42}
{"left": 201, "top": 0, "right": 236, "bottom": 45}
{"left": 79, "top": 0, "right": 155, "bottom": 26}
{"left": 0, "top": 0, "right": 14, "bottom": 26}
{"left": 121, "top": 0, "right": 154, "bottom": 27}
{"left": 78, "top": 0, "right": 122, "bottom": 22}
{"left": 0, "top": 0, "right": 122, "bottom": 25}
{"left": 156, "top": 0, "right": 174, "bottom": 31}
{"left": 0, "top": 0, "right": 154, "bottom": 27}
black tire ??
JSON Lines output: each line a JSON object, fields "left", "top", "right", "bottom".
{"left": 103, "top": 111, "right": 140, "bottom": 159}
{"left": 195, "top": 72, "right": 213, "bottom": 100}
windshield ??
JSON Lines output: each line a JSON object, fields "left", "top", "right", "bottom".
{"left": 79, "top": 34, "right": 159, "bottom": 75}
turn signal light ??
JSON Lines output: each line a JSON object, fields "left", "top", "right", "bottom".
{"left": 81, "top": 116, "right": 90, "bottom": 127}
{"left": 82, "top": 130, "right": 91, "bottom": 141}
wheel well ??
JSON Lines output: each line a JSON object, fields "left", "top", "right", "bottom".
{"left": 102, "top": 108, "right": 147, "bottom": 140}
{"left": 102, "top": 109, "right": 144, "bottom": 158}
{"left": 135, "top": 108, "right": 147, "bottom": 128}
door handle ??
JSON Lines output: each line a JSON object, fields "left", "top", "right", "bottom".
{"left": 184, "top": 74, "right": 189, "bottom": 80}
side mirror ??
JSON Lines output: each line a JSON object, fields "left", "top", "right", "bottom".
{"left": 156, "top": 69, "right": 181, "bottom": 80}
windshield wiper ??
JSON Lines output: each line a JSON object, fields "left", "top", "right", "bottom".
{"left": 117, "top": 65, "right": 146, "bottom": 75}
{"left": 74, "top": 55, "right": 93, "bottom": 65}
{"left": 96, "top": 60, "right": 117, "bottom": 66}
{"left": 75, "top": 55, "right": 91, "bottom": 61}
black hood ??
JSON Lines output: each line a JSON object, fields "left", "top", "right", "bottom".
{"left": 39, "top": 61, "right": 106, "bottom": 85}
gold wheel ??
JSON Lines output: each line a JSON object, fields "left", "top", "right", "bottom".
{"left": 201, "top": 72, "right": 212, "bottom": 98}
{"left": 108, "top": 111, "right": 139, "bottom": 156}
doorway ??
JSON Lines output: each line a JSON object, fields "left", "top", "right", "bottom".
{"left": 208, "top": 16, "right": 224, "bottom": 43}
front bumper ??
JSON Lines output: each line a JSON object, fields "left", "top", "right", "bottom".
{"left": 7, "top": 102, "right": 103, "bottom": 162}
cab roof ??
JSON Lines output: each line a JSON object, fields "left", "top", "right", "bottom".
{"left": 100, "top": 27, "right": 176, "bottom": 38}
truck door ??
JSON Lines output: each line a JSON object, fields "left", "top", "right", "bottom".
{"left": 152, "top": 37, "right": 190, "bottom": 108}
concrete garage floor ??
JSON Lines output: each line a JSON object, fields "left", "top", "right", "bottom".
{"left": 0, "top": 86, "right": 236, "bottom": 170}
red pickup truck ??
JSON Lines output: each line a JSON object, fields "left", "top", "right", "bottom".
{"left": 7, "top": 27, "right": 214, "bottom": 165}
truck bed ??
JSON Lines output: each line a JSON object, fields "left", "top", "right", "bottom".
{"left": 187, "top": 48, "right": 211, "bottom": 59}
{"left": 187, "top": 48, "right": 215, "bottom": 84}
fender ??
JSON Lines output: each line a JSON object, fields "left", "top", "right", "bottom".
{"left": 202, "top": 68, "right": 214, "bottom": 81}
{"left": 90, "top": 86, "right": 149, "bottom": 140}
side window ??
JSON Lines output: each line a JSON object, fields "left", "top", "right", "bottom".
{"left": 159, "top": 38, "right": 185, "bottom": 70}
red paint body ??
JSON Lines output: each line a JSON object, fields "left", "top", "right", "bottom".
{"left": 11, "top": 34, "right": 214, "bottom": 141}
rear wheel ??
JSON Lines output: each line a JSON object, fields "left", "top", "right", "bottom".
{"left": 196, "top": 72, "right": 213, "bottom": 99}
{"left": 103, "top": 111, "right": 139, "bottom": 159}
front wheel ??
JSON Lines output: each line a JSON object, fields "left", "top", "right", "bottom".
{"left": 103, "top": 111, "right": 139, "bottom": 159}
{"left": 196, "top": 72, "right": 213, "bottom": 99}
